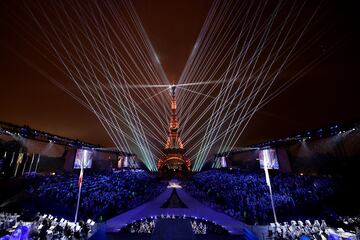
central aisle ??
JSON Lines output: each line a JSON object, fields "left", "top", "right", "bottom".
{"left": 161, "top": 188, "right": 188, "bottom": 208}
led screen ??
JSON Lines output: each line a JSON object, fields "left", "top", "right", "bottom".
{"left": 74, "top": 149, "right": 93, "bottom": 169}
{"left": 259, "top": 149, "right": 279, "bottom": 169}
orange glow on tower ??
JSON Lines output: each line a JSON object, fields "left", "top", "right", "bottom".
{"left": 157, "top": 86, "right": 191, "bottom": 172}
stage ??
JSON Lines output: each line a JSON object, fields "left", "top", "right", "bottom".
{"left": 106, "top": 181, "right": 253, "bottom": 237}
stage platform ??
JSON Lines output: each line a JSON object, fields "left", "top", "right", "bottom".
{"left": 106, "top": 182, "right": 252, "bottom": 236}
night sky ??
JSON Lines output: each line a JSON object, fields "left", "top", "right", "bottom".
{"left": 0, "top": 0, "right": 359, "bottom": 150}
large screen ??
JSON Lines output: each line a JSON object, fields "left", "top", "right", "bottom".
{"left": 259, "top": 149, "right": 279, "bottom": 170}
{"left": 74, "top": 149, "right": 93, "bottom": 169}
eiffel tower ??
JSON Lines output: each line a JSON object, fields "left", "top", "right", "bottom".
{"left": 157, "top": 86, "right": 191, "bottom": 172}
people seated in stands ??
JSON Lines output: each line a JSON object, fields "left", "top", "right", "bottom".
{"left": 183, "top": 169, "right": 340, "bottom": 225}
{"left": 0, "top": 212, "right": 19, "bottom": 231}
{"left": 26, "top": 169, "right": 166, "bottom": 221}
{"left": 0, "top": 212, "right": 95, "bottom": 240}
{"left": 121, "top": 215, "right": 228, "bottom": 235}
{"left": 269, "top": 219, "right": 330, "bottom": 240}
{"left": 336, "top": 216, "right": 360, "bottom": 232}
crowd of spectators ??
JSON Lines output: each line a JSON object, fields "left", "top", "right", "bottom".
{"left": 121, "top": 218, "right": 155, "bottom": 234}
{"left": 120, "top": 214, "right": 229, "bottom": 235}
{"left": 0, "top": 212, "right": 20, "bottom": 235}
{"left": 335, "top": 216, "right": 360, "bottom": 233}
{"left": 0, "top": 212, "right": 95, "bottom": 240}
{"left": 190, "top": 218, "right": 228, "bottom": 235}
{"left": 268, "top": 219, "right": 358, "bottom": 240}
{"left": 27, "top": 170, "right": 167, "bottom": 221}
{"left": 269, "top": 219, "right": 328, "bottom": 239}
{"left": 183, "top": 169, "right": 340, "bottom": 225}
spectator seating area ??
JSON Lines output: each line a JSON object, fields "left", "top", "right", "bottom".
{"left": 183, "top": 169, "right": 339, "bottom": 225}
{"left": 120, "top": 214, "right": 229, "bottom": 235}
{"left": 268, "top": 219, "right": 327, "bottom": 239}
{"left": 1, "top": 168, "right": 358, "bottom": 239}
{"left": 0, "top": 212, "right": 20, "bottom": 236}
{"left": 335, "top": 216, "right": 360, "bottom": 233}
{"left": 27, "top": 170, "right": 167, "bottom": 221}
{"left": 0, "top": 212, "right": 95, "bottom": 240}
{"left": 267, "top": 219, "right": 357, "bottom": 240}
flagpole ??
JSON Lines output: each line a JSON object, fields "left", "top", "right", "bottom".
{"left": 29, "top": 154, "right": 35, "bottom": 173}
{"left": 74, "top": 170, "right": 82, "bottom": 223}
{"left": 74, "top": 165, "right": 84, "bottom": 223}
{"left": 22, "top": 154, "right": 29, "bottom": 175}
{"left": 10, "top": 152, "right": 15, "bottom": 167}
{"left": 35, "top": 155, "right": 40, "bottom": 173}
{"left": 263, "top": 150, "right": 278, "bottom": 223}
{"left": 14, "top": 161, "right": 19, "bottom": 177}
{"left": 267, "top": 177, "right": 277, "bottom": 223}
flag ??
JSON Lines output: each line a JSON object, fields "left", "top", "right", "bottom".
{"left": 14, "top": 153, "right": 24, "bottom": 177}
{"left": 78, "top": 167, "right": 84, "bottom": 188}
{"left": 264, "top": 165, "right": 271, "bottom": 188}
{"left": 17, "top": 153, "right": 24, "bottom": 165}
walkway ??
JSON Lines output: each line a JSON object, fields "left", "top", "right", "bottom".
{"left": 161, "top": 188, "right": 188, "bottom": 208}
{"left": 106, "top": 182, "right": 250, "bottom": 235}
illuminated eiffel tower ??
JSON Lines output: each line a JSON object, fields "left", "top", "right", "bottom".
{"left": 157, "top": 86, "right": 191, "bottom": 172}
